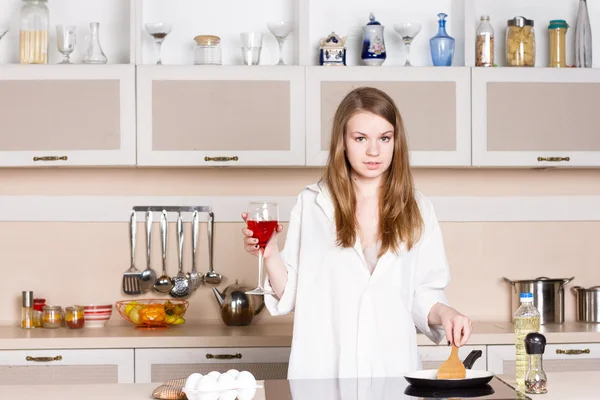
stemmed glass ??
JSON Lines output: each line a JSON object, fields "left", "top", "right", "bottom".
{"left": 145, "top": 22, "right": 172, "bottom": 65}
{"left": 245, "top": 202, "right": 279, "bottom": 295}
{"left": 56, "top": 25, "right": 76, "bottom": 64}
{"left": 267, "top": 21, "right": 292, "bottom": 65}
{"left": 393, "top": 22, "right": 422, "bottom": 66}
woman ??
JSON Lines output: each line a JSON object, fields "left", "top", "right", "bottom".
{"left": 241, "top": 87, "right": 472, "bottom": 379}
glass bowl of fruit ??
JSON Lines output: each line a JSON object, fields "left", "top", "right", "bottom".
{"left": 115, "top": 299, "right": 188, "bottom": 329}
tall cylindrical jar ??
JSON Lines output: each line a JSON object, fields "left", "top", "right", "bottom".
{"left": 19, "top": 0, "right": 49, "bottom": 64}
{"left": 476, "top": 15, "right": 494, "bottom": 67}
{"left": 506, "top": 16, "right": 535, "bottom": 67}
{"left": 549, "top": 20, "right": 569, "bottom": 68}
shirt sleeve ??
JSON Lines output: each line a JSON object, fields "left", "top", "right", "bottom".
{"left": 264, "top": 194, "right": 302, "bottom": 316}
{"left": 411, "top": 196, "right": 451, "bottom": 344}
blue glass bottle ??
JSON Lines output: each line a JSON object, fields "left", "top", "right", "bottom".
{"left": 430, "top": 13, "right": 455, "bottom": 66}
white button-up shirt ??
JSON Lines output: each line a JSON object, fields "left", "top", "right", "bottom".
{"left": 264, "top": 182, "right": 450, "bottom": 379}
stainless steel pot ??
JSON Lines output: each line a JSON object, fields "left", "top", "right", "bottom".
{"left": 572, "top": 286, "right": 600, "bottom": 323}
{"left": 502, "top": 276, "right": 574, "bottom": 324}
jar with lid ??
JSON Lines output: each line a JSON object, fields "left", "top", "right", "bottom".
{"left": 32, "top": 298, "right": 46, "bottom": 328}
{"left": 194, "top": 35, "right": 222, "bottom": 65}
{"left": 65, "top": 306, "right": 84, "bottom": 329}
{"left": 476, "top": 15, "right": 494, "bottom": 67}
{"left": 19, "top": 0, "right": 49, "bottom": 64}
{"left": 42, "top": 305, "right": 63, "bottom": 329}
{"left": 506, "top": 16, "right": 535, "bottom": 67}
{"left": 549, "top": 20, "right": 569, "bottom": 67}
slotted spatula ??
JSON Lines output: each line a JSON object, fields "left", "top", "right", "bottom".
{"left": 437, "top": 344, "right": 467, "bottom": 380}
{"left": 122, "top": 210, "right": 142, "bottom": 295}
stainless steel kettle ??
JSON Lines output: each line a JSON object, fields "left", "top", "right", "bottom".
{"left": 212, "top": 280, "right": 265, "bottom": 326}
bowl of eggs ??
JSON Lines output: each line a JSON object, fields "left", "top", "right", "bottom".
{"left": 182, "top": 369, "right": 260, "bottom": 400}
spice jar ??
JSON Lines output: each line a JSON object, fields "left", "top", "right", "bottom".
{"left": 194, "top": 35, "right": 222, "bottom": 65}
{"left": 506, "top": 16, "right": 535, "bottom": 67}
{"left": 65, "top": 306, "right": 85, "bottom": 329}
{"left": 19, "top": 0, "right": 49, "bottom": 64}
{"left": 21, "top": 291, "right": 34, "bottom": 329}
{"left": 32, "top": 298, "right": 46, "bottom": 328}
{"left": 42, "top": 305, "right": 63, "bottom": 329}
{"left": 524, "top": 332, "right": 548, "bottom": 394}
{"left": 476, "top": 15, "right": 495, "bottom": 67}
{"left": 549, "top": 20, "right": 568, "bottom": 68}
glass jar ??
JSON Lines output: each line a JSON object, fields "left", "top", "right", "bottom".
{"left": 506, "top": 16, "right": 535, "bottom": 67}
{"left": 194, "top": 35, "right": 221, "bottom": 65}
{"left": 19, "top": 0, "right": 49, "bottom": 64}
{"left": 65, "top": 306, "right": 85, "bottom": 329}
{"left": 42, "top": 305, "right": 63, "bottom": 329}
{"left": 32, "top": 298, "right": 46, "bottom": 328}
{"left": 476, "top": 15, "right": 495, "bottom": 67}
{"left": 549, "top": 20, "right": 569, "bottom": 68}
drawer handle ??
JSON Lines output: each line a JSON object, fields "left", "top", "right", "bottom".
{"left": 537, "top": 157, "right": 570, "bottom": 162}
{"left": 33, "top": 156, "right": 68, "bottom": 162}
{"left": 206, "top": 353, "right": 242, "bottom": 360}
{"left": 204, "top": 156, "right": 239, "bottom": 162}
{"left": 26, "top": 355, "right": 63, "bottom": 362}
{"left": 556, "top": 349, "right": 590, "bottom": 355}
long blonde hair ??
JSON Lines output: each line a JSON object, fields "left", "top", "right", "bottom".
{"left": 323, "top": 87, "right": 423, "bottom": 256}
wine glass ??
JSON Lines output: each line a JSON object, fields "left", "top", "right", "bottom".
{"left": 393, "top": 22, "right": 422, "bottom": 66}
{"left": 56, "top": 25, "right": 76, "bottom": 64}
{"left": 145, "top": 22, "right": 172, "bottom": 65}
{"left": 245, "top": 202, "right": 279, "bottom": 295}
{"left": 267, "top": 21, "right": 292, "bottom": 65}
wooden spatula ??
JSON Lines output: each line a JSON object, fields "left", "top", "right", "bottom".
{"left": 437, "top": 344, "right": 467, "bottom": 379}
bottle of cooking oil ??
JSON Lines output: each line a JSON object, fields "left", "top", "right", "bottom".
{"left": 514, "top": 292, "right": 540, "bottom": 387}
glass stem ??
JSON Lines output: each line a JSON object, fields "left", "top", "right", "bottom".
{"left": 155, "top": 41, "right": 163, "bottom": 65}
{"left": 257, "top": 248, "right": 265, "bottom": 289}
{"left": 277, "top": 38, "right": 285, "bottom": 65}
{"left": 405, "top": 41, "right": 412, "bottom": 66}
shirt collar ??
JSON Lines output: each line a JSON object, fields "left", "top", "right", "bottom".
{"left": 307, "top": 181, "right": 334, "bottom": 222}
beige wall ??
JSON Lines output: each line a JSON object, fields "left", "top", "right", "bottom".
{"left": 1, "top": 167, "right": 600, "bottom": 327}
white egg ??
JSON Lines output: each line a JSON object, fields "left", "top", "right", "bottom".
{"left": 236, "top": 388, "right": 257, "bottom": 400}
{"left": 225, "top": 369, "right": 240, "bottom": 379}
{"left": 235, "top": 371, "right": 257, "bottom": 389}
{"left": 217, "top": 389, "right": 237, "bottom": 400}
{"left": 217, "top": 373, "right": 236, "bottom": 390}
{"left": 206, "top": 370, "right": 222, "bottom": 380}
{"left": 196, "top": 392, "right": 219, "bottom": 400}
{"left": 196, "top": 374, "right": 219, "bottom": 392}
{"left": 184, "top": 373, "right": 203, "bottom": 390}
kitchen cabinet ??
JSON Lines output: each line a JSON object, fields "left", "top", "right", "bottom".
{"left": 134, "top": 347, "right": 291, "bottom": 383}
{"left": 305, "top": 66, "right": 472, "bottom": 167}
{"left": 136, "top": 66, "right": 306, "bottom": 167}
{"left": 472, "top": 68, "right": 600, "bottom": 167}
{"left": 0, "top": 349, "right": 134, "bottom": 385}
{"left": 0, "top": 65, "right": 136, "bottom": 167}
{"left": 487, "top": 343, "right": 600, "bottom": 375}
{"left": 417, "top": 345, "right": 487, "bottom": 370}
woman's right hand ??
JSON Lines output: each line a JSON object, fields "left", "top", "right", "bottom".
{"left": 241, "top": 212, "right": 283, "bottom": 260}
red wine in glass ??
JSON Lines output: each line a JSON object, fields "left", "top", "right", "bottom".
{"left": 246, "top": 202, "right": 278, "bottom": 295}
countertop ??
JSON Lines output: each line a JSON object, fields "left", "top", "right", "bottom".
{"left": 0, "top": 321, "right": 599, "bottom": 350}
{"left": 1, "top": 372, "right": 599, "bottom": 399}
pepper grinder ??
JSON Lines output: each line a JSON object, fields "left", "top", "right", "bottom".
{"left": 524, "top": 332, "right": 548, "bottom": 394}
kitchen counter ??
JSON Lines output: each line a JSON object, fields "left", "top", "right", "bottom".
{"left": 2, "top": 373, "right": 599, "bottom": 399}
{"left": 0, "top": 321, "right": 598, "bottom": 350}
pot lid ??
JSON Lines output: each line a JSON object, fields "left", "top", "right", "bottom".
{"left": 506, "top": 276, "right": 574, "bottom": 283}
{"left": 573, "top": 286, "right": 600, "bottom": 292}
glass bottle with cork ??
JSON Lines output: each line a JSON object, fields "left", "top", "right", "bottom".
{"left": 514, "top": 292, "right": 540, "bottom": 387}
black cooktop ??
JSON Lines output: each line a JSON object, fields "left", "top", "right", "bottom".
{"left": 265, "top": 376, "right": 530, "bottom": 400}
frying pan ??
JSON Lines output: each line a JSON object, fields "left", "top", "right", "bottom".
{"left": 404, "top": 350, "right": 495, "bottom": 389}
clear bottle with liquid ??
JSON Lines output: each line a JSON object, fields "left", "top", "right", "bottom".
{"left": 514, "top": 292, "right": 540, "bottom": 387}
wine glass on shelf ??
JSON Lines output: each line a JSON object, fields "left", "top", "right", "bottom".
{"left": 144, "top": 22, "right": 172, "bottom": 65}
{"left": 56, "top": 25, "right": 76, "bottom": 64}
{"left": 267, "top": 21, "right": 292, "bottom": 65}
{"left": 393, "top": 22, "right": 422, "bottom": 66}
{"left": 245, "top": 202, "right": 279, "bottom": 295}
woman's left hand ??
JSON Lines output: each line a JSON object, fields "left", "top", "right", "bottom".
{"left": 429, "top": 303, "right": 473, "bottom": 347}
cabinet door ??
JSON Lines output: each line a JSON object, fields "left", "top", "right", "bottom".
{"left": 0, "top": 65, "right": 136, "bottom": 167}
{"left": 418, "top": 345, "right": 487, "bottom": 370}
{"left": 487, "top": 343, "right": 600, "bottom": 375}
{"left": 135, "top": 347, "right": 290, "bottom": 383}
{"left": 136, "top": 66, "right": 305, "bottom": 167}
{"left": 305, "top": 66, "right": 471, "bottom": 167}
{"left": 0, "top": 349, "right": 134, "bottom": 384}
{"left": 472, "top": 68, "right": 600, "bottom": 167}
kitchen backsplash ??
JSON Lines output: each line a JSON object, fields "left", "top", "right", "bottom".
{"left": 1, "top": 167, "right": 599, "bottom": 326}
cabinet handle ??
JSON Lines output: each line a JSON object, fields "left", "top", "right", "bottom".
{"left": 556, "top": 349, "right": 590, "bottom": 355}
{"left": 204, "top": 156, "right": 239, "bottom": 162}
{"left": 205, "top": 353, "right": 242, "bottom": 360}
{"left": 33, "top": 156, "right": 68, "bottom": 162}
{"left": 537, "top": 157, "right": 570, "bottom": 162}
{"left": 26, "top": 355, "right": 63, "bottom": 362}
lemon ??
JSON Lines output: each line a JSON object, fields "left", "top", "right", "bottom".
{"left": 171, "top": 317, "right": 186, "bottom": 325}
{"left": 124, "top": 301, "right": 139, "bottom": 316}
{"left": 129, "top": 306, "right": 142, "bottom": 324}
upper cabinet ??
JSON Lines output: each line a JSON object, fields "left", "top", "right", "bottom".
{"left": 472, "top": 68, "right": 600, "bottom": 167}
{"left": 306, "top": 67, "right": 472, "bottom": 167}
{"left": 136, "top": 66, "right": 306, "bottom": 167}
